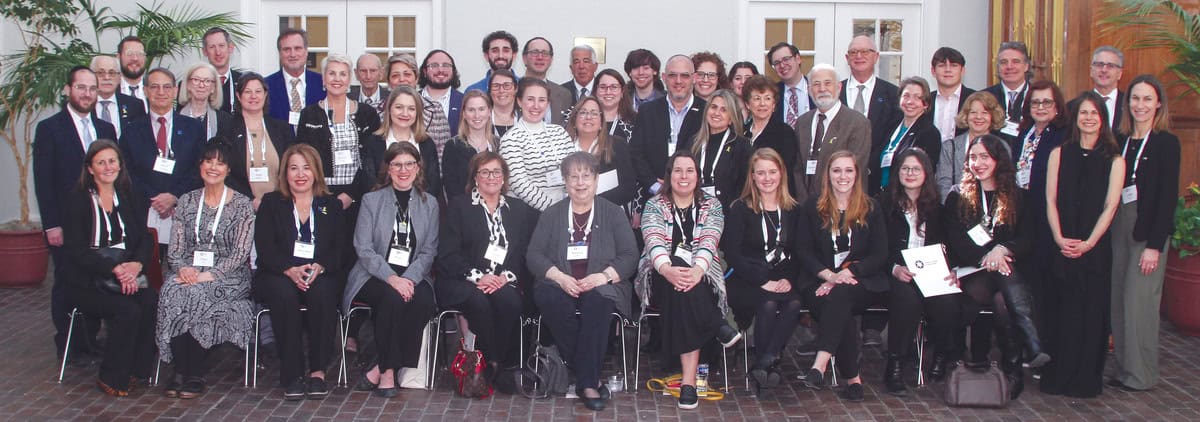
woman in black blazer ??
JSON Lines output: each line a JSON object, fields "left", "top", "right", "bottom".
{"left": 568, "top": 96, "right": 638, "bottom": 209}
{"left": 436, "top": 152, "right": 538, "bottom": 370}
{"left": 61, "top": 140, "right": 157, "bottom": 397}
{"left": 220, "top": 73, "right": 295, "bottom": 205}
{"left": 691, "top": 89, "right": 752, "bottom": 207}
{"left": 1109, "top": 74, "right": 1182, "bottom": 391}
{"left": 869, "top": 77, "right": 941, "bottom": 196}
{"left": 253, "top": 143, "right": 346, "bottom": 400}
{"left": 721, "top": 148, "right": 802, "bottom": 394}
{"left": 877, "top": 148, "right": 952, "bottom": 394}
{"left": 363, "top": 86, "right": 441, "bottom": 198}
{"left": 442, "top": 90, "right": 499, "bottom": 201}
{"left": 793, "top": 150, "right": 889, "bottom": 402}
{"left": 742, "top": 75, "right": 798, "bottom": 195}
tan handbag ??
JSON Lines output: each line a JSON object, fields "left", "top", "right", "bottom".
{"left": 943, "top": 361, "right": 1009, "bottom": 408}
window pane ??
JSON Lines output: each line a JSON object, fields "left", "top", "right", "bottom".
{"left": 310, "top": 52, "right": 327, "bottom": 73}
{"left": 306, "top": 16, "right": 329, "bottom": 48}
{"left": 798, "top": 54, "right": 814, "bottom": 76}
{"left": 792, "top": 19, "right": 815, "bottom": 51}
{"left": 881, "top": 20, "right": 903, "bottom": 52}
{"left": 879, "top": 55, "right": 902, "bottom": 85}
{"left": 279, "top": 16, "right": 302, "bottom": 32}
{"left": 373, "top": 52, "right": 390, "bottom": 65}
{"left": 765, "top": 19, "right": 787, "bottom": 50}
{"left": 394, "top": 17, "right": 416, "bottom": 49}
{"left": 366, "top": 17, "right": 388, "bottom": 48}
{"left": 853, "top": 19, "right": 876, "bottom": 38}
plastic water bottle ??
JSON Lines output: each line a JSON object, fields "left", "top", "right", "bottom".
{"left": 607, "top": 375, "right": 624, "bottom": 393}
{"left": 696, "top": 364, "right": 710, "bottom": 394}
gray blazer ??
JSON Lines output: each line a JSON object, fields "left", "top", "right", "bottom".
{"left": 343, "top": 187, "right": 440, "bottom": 312}
{"left": 526, "top": 197, "right": 638, "bottom": 317}
{"left": 792, "top": 105, "right": 871, "bottom": 202}
{"left": 936, "top": 132, "right": 1011, "bottom": 202}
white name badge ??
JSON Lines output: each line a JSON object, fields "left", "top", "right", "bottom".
{"left": 293, "top": 241, "right": 315, "bottom": 259}
{"left": 396, "top": 221, "right": 409, "bottom": 234}
{"left": 880, "top": 152, "right": 895, "bottom": 169}
{"left": 485, "top": 244, "right": 509, "bottom": 264}
{"left": 1001, "top": 121, "right": 1020, "bottom": 137}
{"left": 153, "top": 156, "right": 176, "bottom": 174}
{"left": 833, "top": 251, "right": 850, "bottom": 268}
{"left": 806, "top": 160, "right": 819, "bottom": 175}
{"left": 249, "top": 166, "right": 270, "bottom": 183}
{"left": 567, "top": 244, "right": 589, "bottom": 260}
{"left": 110, "top": 242, "right": 126, "bottom": 250}
{"left": 1122, "top": 185, "right": 1138, "bottom": 204}
{"left": 193, "top": 250, "right": 215, "bottom": 267}
{"left": 673, "top": 246, "right": 694, "bottom": 264}
{"left": 967, "top": 224, "right": 993, "bottom": 246}
{"left": 1016, "top": 168, "right": 1031, "bottom": 188}
{"left": 701, "top": 186, "right": 717, "bottom": 197}
{"left": 545, "top": 170, "right": 564, "bottom": 186}
{"left": 334, "top": 150, "right": 354, "bottom": 166}
{"left": 388, "top": 247, "right": 411, "bottom": 267}
{"left": 288, "top": 111, "right": 301, "bottom": 126}
{"left": 597, "top": 169, "right": 619, "bottom": 193}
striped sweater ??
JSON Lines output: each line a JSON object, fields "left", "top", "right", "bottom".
{"left": 499, "top": 121, "right": 575, "bottom": 211}
{"left": 634, "top": 193, "right": 729, "bottom": 315}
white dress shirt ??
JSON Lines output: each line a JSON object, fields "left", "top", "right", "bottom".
{"left": 284, "top": 71, "right": 306, "bottom": 110}
{"left": 935, "top": 85, "right": 963, "bottom": 141}
{"left": 783, "top": 77, "right": 811, "bottom": 118}
{"left": 845, "top": 75, "right": 876, "bottom": 116}
{"left": 68, "top": 107, "right": 97, "bottom": 150}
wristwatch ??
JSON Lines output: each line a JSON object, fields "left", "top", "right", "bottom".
{"left": 606, "top": 273, "right": 615, "bottom": 284}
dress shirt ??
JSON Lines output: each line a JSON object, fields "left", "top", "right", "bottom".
{"left": 846, "top": 75, "right": 876, "bottom": 116}
{"left": 783, "top": 77, "right": 811, "bottom": 118}
{"left": 1095, "top": 88, "right": 1118, "bottom": 128}
{"left": 284, "top": 71, "right": 306, "bottom": 110}
{"left": 68, "top": 107, "right": 97, "bottom": 150}
{"left": 574, "top": 80, "right": 592, "bottom": 100}
{"left": 96, "top": 94, "right": 122, "bottom": 137}
{"left": 1003, "top": 82, "right": 1027, "bottom": 121}
{"left": 121, "top": 78, "right": 146, "bottom": 106}
{"left": 935, "top": 85, "right": 962, "bottom": 140}
{"left": 422, "top": 87, "right": 451, "bottom": 114}
{"left": 667, "top": 94, "right": 695, "bottom": 146}
{"left": 809, "top": 101, "right": 843, "bottom": 145}
{"left": 149, "top": 110, "right": 174, "bottom": 155}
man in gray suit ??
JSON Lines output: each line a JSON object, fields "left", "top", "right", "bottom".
{"left": 792, "top": 63, "right": 871, "bottom": 202}
{"left": 521, "top": 36, "right": 573, "bottom": 125}
{"left": 349, "top": 53, "right": 390, "bottom": 118}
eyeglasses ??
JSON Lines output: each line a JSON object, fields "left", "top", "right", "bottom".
{"left": 189, "top": 77, "right": 216, "bottom": 86}
{"left": 94, "top": 70, "right": 120, "bottom": 78}
{"left": 770, "top": 55, "right": 796, "bottom": 67}
{"left": 664, "top": 72, "right": 693, "bottom": 81}
{"left": 575, "top": 110, "right": 601, "bottom": 119}
{"left": 695, "top": 72, "right": 719, "bottom": 81}
{"left": 426, "top": 62, "right": 454, "bottom": 69}
{"left": 146, "top": 84, "right": 175, "bottom": 92}
{"left": 525, "top": 49, "right": 552, "bottom": 58}
{"left": 596, "top": 84, "right": 622, "bottom": 93}
{"left": 898, "top": 166, "right": 923, "bottom": 175}
{"left": 122, "top": 51, "right": 146, "bottom": 58}
{"left": 490, "top": 82, "right": 515, "bottom": 91}
{"left": 846, "top": 49, "right": 877, "bottom": 57}
{"left": 477, "top": 169, "right": 504, "bottom": 179}
{"left": 389, "top": 161, "right": 419, "bottom": 170}
{"left": 1091, "top": 61, "right": 1122, "bottom": 70}
{"left": 1030, "top": 99, "right": 1056, "bottom": 109}
{"left": 71, "top": 85, "right": 99, "bottom": 93}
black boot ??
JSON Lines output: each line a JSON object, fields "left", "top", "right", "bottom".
{"left": 929, "top": 353, "right": 949, "bottom": 382}
{"left": 1002, "top": 337, "right": 1024, "bottom": 400}
{"left": 750, "top": 355, "right": 781, "bottom": 389}
{"left": 999, "top": 275, "right": 1050, "bottom": 367}
{"left": 883, "top": 353, "right": 907, "bottom": 396}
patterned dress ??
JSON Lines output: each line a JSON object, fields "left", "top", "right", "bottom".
{"left": 155, "top": 188, "right": 256, "bottom": 362}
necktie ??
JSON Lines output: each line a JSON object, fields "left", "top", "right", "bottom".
{"left": 579, "top": 87, "right": 588, "bottom": 100}
{"left": 1006, "top": 91, "right": 1019, "bottom": 122}
{"left": 813, "top": 113, "right": 827, "bottom": 156}
{"left": 99, "top": 100, "right": 113, "bottom": 124}
{"left": 128, "top": 85, "right": 139, "bottom": 98}
{"left": 290, "top": 79, "right": 302, "bottom": 112}
{"left": 787, "top": 87, "right": 800, "bottom": 127}
{"left": 221, "top": 75, "right": 228, "bottom": 87}
{"left": 156, "top": 116, "right": 168, "bottom": 156}
{"left": 80, "top": 118, "right": 94, "bottom": 147}
{"left": 853, "top": 84, "right": 866, "bottom": 114}
{"left": 1102, "top": 96, "right": 1112, "bottom": 127}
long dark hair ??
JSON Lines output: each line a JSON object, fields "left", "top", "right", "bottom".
{"left": 1067, "top": 91, "right": 1120, "bottom": 159}
{"left": 373, "top": 141, "right": 427, "bottom": 198}
{"left": 76, "top": 139, "right": 133, "bottom": 197}
{"left": 592, "top": 68, "right": 637, "bottom": 123}
{"left": 957, "top": 134, "right": 1018, "bottom": 227}
{"left": 884, "top": 148, "right": 939, "bottom": 236}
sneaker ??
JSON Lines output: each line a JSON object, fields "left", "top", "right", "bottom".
{"left": 283, "top": 377, "right": 307, "bottom": 401}
{"left": 678, "top": 384, "right": 699, "bottom": 409}
{"left": 838, "top": 383, "right": 865, "bottom": 402}
{"left": 716, "top": 324, "right": 742, "bottom": 348}
{"left": 306, "top": 377, "right": 329, "bottom": 399}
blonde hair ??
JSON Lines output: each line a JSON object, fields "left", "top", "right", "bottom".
{"left": 816, "top": 150, "right": 871, "bottom": 232}
{"left": 375, "top": 86, "right": 428, "bottom": 142}
{"left": 738, "top": 148, "right": 797, "bottom": 213}
{"left": 178, "top": 62, "right": 223, "bottom": 109}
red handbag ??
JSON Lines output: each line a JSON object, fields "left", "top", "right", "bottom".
{"left": 450, "top": 338, "right": 492, "bottom": 398}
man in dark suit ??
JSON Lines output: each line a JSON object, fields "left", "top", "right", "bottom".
{"left": 349, "top": 53, "right": 390, "bottom": 118}
{"left": 629, "top": 54, "right": 707, "bottom": 198}
{"left": 1068, "top": 46, "right": 1126, "bottom": 130}
{"left": 767, "top": 42, "right": 816, "bottom": 126}
{"left": 792, "top": 64, "right": 871, "bottom": 202}
{"left": 90, "top": 55, "right": 146, "bottom": 138}
{"left": 562, "top": 44, "right": 598, "bottom": 102}
{"left": 118, "top": 68, "right": 205, "bottom": 249}
{"left": 202, "top": 27, "right": 243, "bottom": 114}
{"left": 929, "top": 47, "right": 976, "bottom": 141}
{"left": 840, "top": 35, "right": 901, "bottom": 174}
{"left": 33, "top": 67, "right": 117, "bottom": 357}
{"left": 117, "top": 36, "right": 147, "bottom": 108}
{"left": 418, "top": 49, "right": 465, "bottom": 145}
{"left": 265, "top": 28, "right": 326, "bottom": 129}
{"left": 983, "top": 41, "right": 1032, "bottom": 143}
{"left": 521, "top": 37, "right": 573, "bottom": 125}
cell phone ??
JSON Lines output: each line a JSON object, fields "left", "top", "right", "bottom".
{"left": 303, "top": 268, "right": 317, "bottom": 285}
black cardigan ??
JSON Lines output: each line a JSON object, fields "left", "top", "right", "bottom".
{"left": 441, "top": 136, "right": 484, "bottom": 202}
{"left": 60, "top": 188, "right": 153, "bottom": 291}
{"left": 793, "top": 197, "right": 889, "bottom": 292}
{"left": 868, "top": 112, "right": 942, "bottom": 195}
{"left": 295, "top": 101, "right": 382, "bottom": 201}
{"left": 746, "top": 118, "right": 799, "bottom": 196}
{"left": 597, "top": 135, "right": 639, "bottom": 207}
{"left": 253, "top": 191, "right": 346, "bottom": 276}
{"left": 219, "top": 113, "right": 295, "bottom": 198}
{"left": 435, "top": 194, "right": 540, "bottom": 304}
{"left": 361, "top": 133, "right": 442, "bottom": 198}
{"left": 722, "top": 199, "right": 802, "bottom": 287}
{"left": 695, "top": 131, "right": 753, "bottom": 207}
{"left": 1120, "top": 130, "right": 1181, "bottom": 250}
{"left": 943, "top": 188, "right": 1031, "bottom": 267}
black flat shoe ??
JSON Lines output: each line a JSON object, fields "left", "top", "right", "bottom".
{"left": 803, "top": 368, "right": 825, "bottom": 390}
{"left": 283, "top": 377, "right": 307, "bottom": 401}
{"left": 306, "top": 377, "right": 329, "bottom": 399}
{"left": 374, "top": 386, "right": 399, "bottom": 398}
{"left": 178, "top": 378, "right": 205, "bottom": 399}
{"left": 838, "top": 383, "right": 865, "bottom": 402}
{"left": 580, "top": 396, "right": 606, "bottom": 411}
{"left": 598, "top": 384, "right": 611, "bottom": 401}
{"left": 355, "top": 369, "right": 379, "bottom": 391}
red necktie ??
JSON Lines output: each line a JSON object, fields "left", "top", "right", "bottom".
{"left": 156, "top": 116, "right": 168, "bottom": 156}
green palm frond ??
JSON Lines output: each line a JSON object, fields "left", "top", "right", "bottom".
{"left": 1101, "top": 0, "right": 1200, "bottom": 97}
{"left": 118, "top": 2, "right": 250, "bottom": 68}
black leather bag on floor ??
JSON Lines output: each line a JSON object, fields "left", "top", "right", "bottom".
{"left": 944, "top": 361, "right": 1009, "bottom": 408}
{"left": 92, "top": 247, "right": 148, "bottom": 294}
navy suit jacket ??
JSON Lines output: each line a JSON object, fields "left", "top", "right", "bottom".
{"left": 92, "top": 93, "right": 146, "bottom": 138}
{"left": 264, "top": 70, "right": 326, "bottom": 128}
{"left": 773, "top": 79, "right": 817, "bottom": 125}
{"left": 33, "top": 110, "right": 118, "bottom": 230}
{"left": 839, "top": 77, "right": 901, "bottom": 154}
{"left": 446, "top": 89, "right": 464, "bottom": 138}
{"left": 118, "top": 112, "right": 206, "bottom": 201}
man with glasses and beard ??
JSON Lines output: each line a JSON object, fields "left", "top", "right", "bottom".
{"left": 520, "top": 37, "right": 573, "bottom": 125}
{"left": 791, "top": 64, "right": 871, "bottom": 202}
{"left": 418, "top": 50, "right": 465, "bottom": 159}
{"left": 90, "top": 55, "right": 146, "bottom": 138}
{"left": 117, "top": 36, "right": 148, "bottom": 108}
{"left": 629, "top": 55, "right": 707, "bottom": 201}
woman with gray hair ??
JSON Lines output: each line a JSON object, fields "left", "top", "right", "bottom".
{"left": 528, "top": 152, "right": 638, "bottom": 411}
{"left": 178, "top": 62, "right": 233, "bottom": 140}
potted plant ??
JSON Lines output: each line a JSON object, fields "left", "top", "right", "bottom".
{"left": 0, "top": 0, "right": 246, "bottom": 287}
{"left": 1165, "top": 183, "right": 1200, "bottom": 335}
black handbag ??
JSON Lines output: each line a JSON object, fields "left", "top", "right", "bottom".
{"left": 943, "top": 361, "right": 1009, "bottom": 408}
{"left": 92, "top": 247, "right": 148, "bottom": 294}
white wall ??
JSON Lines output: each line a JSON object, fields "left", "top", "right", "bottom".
{"left": 938, "top": 0, "right": 990, "bottom": 90}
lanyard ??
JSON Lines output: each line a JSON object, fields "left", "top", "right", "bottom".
{"left": 491, "top": 110, "right": 516, "bottom": 138}
{"left": 568, "top": 202, "right": 596, "bottom": 242}
{"left": 760, "top": 206, "right": 782, "bottom": 252}
{"left": 293, "top": 200, "right": 316, "bottom": 243}
{"left": 1122, "top": 134, "right": 1150, "bottom": 182}
{"left": 830, "top": 225, "right": 852, "bottom": 254}
{"left": 322, "top": 97, "right": 352, "bottom": 125}
{"left": 393, "top": 194, "right": 411, "bottom": 247}
{"left": 246, "top": 119, "right": 268, "bottom": 166}
{"left": 672, "top": 202, "right": 700, "bottom": 246}
{"left": 884, "top": 124, "right": 909, "bottom": 158}
{"left": 698, "top": 129, "right": 732, "bottom": 185}
{"left": 608, "top": 120, "right": 618, "bottom": 136}
{"left": 482, "top": 201, "right": 507, "bottom": 246}
{"left": 90, "top": 191, "right": 124, "bottom": 248}
{"left": 979, "top": 189, "right": 996, "bottom": 233}
{"left": 193, "top": 186, "right": 228, "bottom": 245}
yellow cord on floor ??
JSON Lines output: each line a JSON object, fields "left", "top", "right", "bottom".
{"left": 645, "top": 374, "right": 726, "bottom": 400}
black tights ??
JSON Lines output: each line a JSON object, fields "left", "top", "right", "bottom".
{"left": 962, "top": 276, "right": 1011, "bottom": 362}
{"left": 753, "top": 295, "right": 803, "bottom": 363}
{"left": 170, "top": 333, "right": 208, "bottom": 379}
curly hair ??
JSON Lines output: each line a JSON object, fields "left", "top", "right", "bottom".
{"left": 957, "top": 135, "right": 1018, "bottom": 227}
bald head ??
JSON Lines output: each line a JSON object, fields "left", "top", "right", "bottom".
{"left": 845, "top": 35, "right": 879, "bottom": 81}
{"left": 355, "top": 53, "right": 384, "bottom": 92}
{"left": 90, "top": 55, "right": 121, "bottom": 97}
{"left": 664, "top": 54, "right": 696, "bottom": 104}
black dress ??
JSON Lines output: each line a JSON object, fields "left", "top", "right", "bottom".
{"left": 1041, "top": 142, "right": 1115, "bottom": 398}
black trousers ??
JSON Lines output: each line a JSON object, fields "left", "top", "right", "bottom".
{"left": 752, "top": 291, "right": 803, "bottom": 363}
{"left": 253, "top": 271, "right": 342, "bottom": 385}
{"left": 355, "top": 279, "right": 435, "bottom": 371}
{"left": 170, "top": 333, "right": 208, "bottom": 379}
{"left": 920, "top": 290, "right": 975, "bottom": 361}
{"left": 533, "top": 282, "right": 616, "bottom": 391}
{"left": 66, "top": 286, "right": 158, "bottom": 391}
{"left": 884, "top": 280, "right": 926, "bottom": 356}
{"left": 801, "top": 280, "right": 921, "bottom": 379}
{"left": 450, "top": 281, "right": 522, "bottom": 366}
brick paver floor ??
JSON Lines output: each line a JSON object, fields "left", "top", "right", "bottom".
{"left": 4, "top": 276, "right": 1200, "bottom": 421}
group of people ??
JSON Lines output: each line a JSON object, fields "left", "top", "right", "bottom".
{"left": 33, "top": 25, "right": 1180, "bottom": 411}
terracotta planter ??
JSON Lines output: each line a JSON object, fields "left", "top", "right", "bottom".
{"left": 1165, "top": 251, "right": 1200, "bottom": 336}
{"left": 0, "top": 229, "right": 49, "bottom": 288}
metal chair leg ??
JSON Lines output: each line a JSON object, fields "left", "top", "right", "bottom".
{"left": 916, "top": 321, "right": 926, "bottom": 387}
{"left": 829, "top": 356, "right": 838, "bottom": 387}
{"left": 251, "top": 309, "right": 267, "bottom": 388}
{"left": 720, "top": 345, "right": 730, "bottom": 392}
{"left": 336, "top": 311, "right": 346, "bottom": 387}
{"left": 617, "top": 315, "right": 629, "bottom": 392}
{"left": 58, "top": 308, "right": 79, "bottom": 383}
{"left": 742, "top": 331, "right": 750, "bottom": 391}
{"left": 153, "top": 358, "right": 161, "bottom": 386}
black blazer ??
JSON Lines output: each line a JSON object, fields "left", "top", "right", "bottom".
{"left": 1012, "top": 124, "right": 1067, "bottom": 201}
{"left": 984, "top": 81, "right": 1029, "bottom": 144}
{"left": 253, "top": 191, "right": 346, "bottom": 275}
{"left": 440, "top": 136, "right": 492, "bottom": 202}
{"left": 436, "top": 194, "right": 540, "bottom": 304}
{"left": 943, "top": 188, "right": 1031, "bottom": 267}
{"left": 746, "top": 118, "right": 799, "bottom": 196}
{"left": 218, "top": 113, "right": 296, "bottom": 198}
{"left": 722, "top": 200, "right": 802, "bottom": 288}
{"left": 118, "top": 112, "right": 206, "bottom": 201}
{"left": 840, "top": 78, "right": 901, "bottom": 153}
{"left": 793, "top": 197, "right": 889, "bottom": 292}
{"left": 772, "top": 79, "right": 818, "bottom": 125}
{"left": 868, "top": 112, "right": 942, "bottom": 195}
{"left": 695, "top": 131, "right": 753, "bottom": 207}
{"left": 33, "top": 110, "right": 118, "bottom": 230}
{"left": 1119, "top": 131, "right": 1181, "bottom": 250}
{"left": 628, "top": 96, "right": 707, "bottom": 194}
{"left": 60, "top": 188, "right": 152, "bottom": 290}
{"left": 295, "top": 101, "right": 382, "bottom": 200}
{"left": 878, "top": 193, "right": 947, "bottom": 268}
{"left": 219, "top": 69, "right": 244, "bottom": 114}
{"left": 929, "top": 85, "right": 976, "bottom": 138}
{"left": 597, "top": 136, "right": 638, "bottom": 207}
{"left": 92, "top": 93, "right": 146, "bottom": 137}
{"left": 361, "top": 134, "right": 441, "bottom": 198}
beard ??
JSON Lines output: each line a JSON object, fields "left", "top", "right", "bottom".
{"left": 121, "top": 64, "right": 144, "bottom": 81}
{"left": 427, "top": 79, "right": 452, "bottom": 90}
{"left": 814, "top": 95, "right": 838, "bottom": 111}
{"left": 69, "top": 98, "right": 95, "bottom": 114}
{"left": 489, "top": 59, "right": 510, "bottom": 71}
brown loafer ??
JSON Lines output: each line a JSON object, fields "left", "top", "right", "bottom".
{"left": 96, "top": 379, "right": 129, "bottom": 397}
